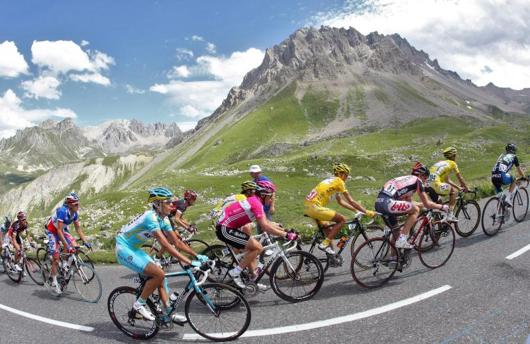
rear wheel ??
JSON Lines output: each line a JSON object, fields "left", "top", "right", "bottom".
{"left": 481, "top": 197, "right": 503, "bottom": 236}
{"left": 307, "top": 233, "right": 330, "bottom": 273}
{"left": 418, "top": 223, "right": 455, "bottom": 269}
{"left": 512, "top": 188, "right": 529, "bottom": 222}
{"left": 350, "top": 224, "right": 384, "bottom": 257}
{"left": 351, "top": 237, "right": 397, "bottom": 288}
{"left": 454, "top": 200, "right": 481, "bottom": 237}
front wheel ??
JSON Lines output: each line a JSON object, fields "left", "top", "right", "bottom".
{"left": 269, "top": 251, "right": 324, "bottom": 303}
{"left": 454, "top": 200, "right": 481, "bottom": 237}
{"left": 201, "top": 244, "right": 235, "bottom": 283}
{"left": 512, "top": 188, "right": 529, "bottom": 222}
{"left": 418, "top": 223, "right": 455, "bottom": 269}
{"left": 3, "top": 251, "right": 22, "bottom": 283}
{"left": 108, "top": 286, "right": 159, "bottom": 339}
{"left": 73, "top": 263, "right": 102, "bottom": 303}
{"left": 481, "top": 197, "right": 503, "bottom": 236}
{"left": 25, "top": 257, "right": 44, "bottom": 285}
{"left": 351, "top": 237, "right": 397, "bottom": 288}
{"left": 185, "top": 283, "right": 251, "bottom": 341}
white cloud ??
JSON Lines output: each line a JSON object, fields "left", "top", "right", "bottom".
{"left": 80, "top": 40, "right": 90, "bottom": 47}
{"left": 312, "top": 0, "right": 530, "bottom": 89}
{"left": 125, "top": 84, "right": 145, "bottom": 94}
{"left": 167, "top": 65, "right": 191, "bottom": 79}
{"left": 176, "top": 121, "right": 197, "bottom": 132}
{"left": 0, "top": 41, "right": 29, "bottom": 78}
{"left": 206, "top": 42, "right": 217, "bottom": 54}
{"left": 175, "top": 48, "right": 194, "bottom": 61}
{"left": 21, "top": 76, "right": 61, "bottom": 99}
{"left": 150, "top": 48, "right": 264, "bottom": 119}
{"left": 0, "top": 89, "right": 76, "bottom": 139}
{"left": 191, "top": 35, "right": 204, "bottom": 42}
{"left": 31, "top": 40, "right": 114, "bottom": 86}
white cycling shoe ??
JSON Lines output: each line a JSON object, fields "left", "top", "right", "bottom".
{"left": 395, "top": 237, "right": 414, "bottom": 249}
{"left": 228, "top": 269, "right": 247, "bottom": 289}
{"left": 133, "top": 302, "right": 155, "bottom": 321}
{"left": 171, "top": 313, "right": 187, "bottom": 323}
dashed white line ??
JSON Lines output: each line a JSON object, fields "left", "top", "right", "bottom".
{"left": 506, "top": 243, "right": 530, "bottom": 260}
{"left": 183, "top": 285, "right": 452, "bottom": 340}
{"left": 0, "top": 303, "right": 94, "bottom": 332}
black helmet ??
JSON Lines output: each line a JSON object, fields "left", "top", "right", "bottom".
{"left": 411, "top": 162, "right": 430, "bottom": 177}
{"left": 505, "top": 143, "right": 517, "bottom": 154}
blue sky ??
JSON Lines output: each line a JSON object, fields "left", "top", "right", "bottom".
{"left": 1, "top": 0, "right": 529, "bottom": 138}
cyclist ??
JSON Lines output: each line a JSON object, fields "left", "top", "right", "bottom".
{"left": 375, "top": 162, "right": 449, "bottom": 249}
{"left": 45, "top": 192, "right": 91, "bottom": 295}
{"left": 303, "top": 162, "right": 376, "bottom": 255}
{"left": 426, "top": 146, "right": 469, "bottom": 221}
{"left": 169, "top": 190, "right": 197, "bottom": 233}
{"left": 491, "top": 143, "right": 526, "bottom": 206}
{"left": 216, "top": 182, "right": 298, "bottom": 288}
{"left": 211, "top": 181, "right": 257, "bottom": 234}
{"left": 0, "top": 216, "right": 10, "bottom": 255}
{"left": 116, "top": 187, "right": 204, "bottom": 324}
{"left": 2, "top": 211, "right": 33, "bottom": 271}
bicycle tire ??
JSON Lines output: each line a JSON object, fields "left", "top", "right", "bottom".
{"left": 201, "top": 244, "right": 235, "bottom": 283}
{"left": 418, "top": 223, "right": 455, "bottom": 269}
{"left": 185, "top": 283, "right": 251, "bottom": 341}
{"left": 269, "top": 251, "right": 324, "bottom": 303}
{"left": 186, "top": 239, "right": 210, "bottom": 255}
{"left": 4, "top": 251, "right": 22, "bottom": 283}
{"left": 73, "top": 263, "right": 102, "bottom": 303}
{"left": 307, "top": 234, "right": 330, "bottom": 273}
{"left": 513, "top": 188, "right": 529, "bottom": 222}
{"left": 454, "top": 200, "right": 481, "bottom": 237}
{"left": 36, "top": 247, "right": 48, "bottom": 265}
{"left": 350, "top": 224, "right": 384, "bottom": 258}
{"left": 108, "top": 286, "right": 159, "bottom": 339}
{"left": 350, "top": 237, "right": 397, "bottom": 289}
{"left": 25, "top": 257, "right": 44, "bottom": 286}
{"left": 481, "top": 197, "right": 503, "bottom": 236}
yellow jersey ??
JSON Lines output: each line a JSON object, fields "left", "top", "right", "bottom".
{"left": 305, "top": 177, "right": 346, "bottom": 207}
{"left": 428, "top": 160, "right": 460, "bottom": 183}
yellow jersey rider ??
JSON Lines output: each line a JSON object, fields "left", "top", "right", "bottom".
{"left": 304, "top": 163, "right": 376, "bottom": 255}
{"left": 426, "top": 146, "right": 469, "bottom": 221}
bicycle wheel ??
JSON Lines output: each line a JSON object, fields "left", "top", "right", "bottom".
{"left": 202, "top": 244, "right": 235, "bottom": 283}
{"left": 108, "top": 286, "right": 159, "bottom": 339}
{"left": 350, "top": 224, "right": 384, "bottom": 257}
{"left": 454, "top": 200, "right": 481, "bottom": 237}
{"left": 36, "top": 247, "right": 48, "bottom": 265}
{"left": 350, "top": 238, "right": 397, "bottom": 288}
{"left": 513, "top": 188, "right": 529, "bottom": 222}
{"left": 187, "top": 239, "right": 210, "bottom": 255}
{"left": 306, "top": 234, "right": 330, "bottom": 273}
{"left": 185, "top": 283, "right": 251, "bottom": 341}
{"left": 418, "top": 223, "right": 455, "bottom": 269}
{"left": 73, "top": 263, "right": 102, "bottom": 303}
{"left": 4, "top": 252, "right": 22, "bottom": 283}
{"left": 481, "top": 197, "right": 503, "bottom": 236}
{"left": 269, "top": 251, "right": 324, "bottom": 303}
{"left": 25, "top": 257, "right": 44, "bottom": 286}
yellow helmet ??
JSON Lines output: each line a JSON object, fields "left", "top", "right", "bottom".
{"left": 443, "top": 146, "right": 457, "bottom": 159}
{"left": 333, "top": 162, "right": 351, "bottom": 176}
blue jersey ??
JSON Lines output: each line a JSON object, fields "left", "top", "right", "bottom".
{"left": 492, "top": 153, "right": 519, "bottom": 174}
{"left": 49, "top": 205, "right": 79, "bottom": 232}
{"left": 117, "top": 210, "right": 172, "bottom": 249}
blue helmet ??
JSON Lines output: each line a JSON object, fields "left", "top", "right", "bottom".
{"left": 65, "top": 192, "right": 80, "bottom": 204}
{"left": 147, "top": 187, "right": 174, "bottom": 203}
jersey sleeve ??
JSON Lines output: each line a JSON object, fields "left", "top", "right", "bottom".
{"left": 249, "top": 197, "right": 265, "bottom": 219}
{"left": 160, "top": 217, "right": 173, "bottom": 232}
{"left": 451, "top": 161, "right": 460, "bottom": 174}
{"left": 143, "top": 211, "right": 161, "bottom": 232}
{"left": 335, "top": 178, "right": 346, "bottom": 193}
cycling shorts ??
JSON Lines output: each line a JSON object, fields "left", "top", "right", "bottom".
{"left": 115, "top": 237, "right": 154, "bottom": 274}
{"left": 215, "top": 224, "right": 249, "bottom": 250}
{"left": 303, "top": 202, "right": 336, "bottom": 222}
{"left": 375, "top": 195, "right": 414, "bottom": 228}
{"left": 430, "top": 182, "right": 451, "bottom": 196}
{"left": 491, "top": 173, "right": 513, "bottom": 193}
{"left": 47, "top": 230, "right": 77, "bottom": 258}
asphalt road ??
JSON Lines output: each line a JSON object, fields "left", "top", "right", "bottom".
{"left": 1, "top": 210, "right": 529, "bottom": 344}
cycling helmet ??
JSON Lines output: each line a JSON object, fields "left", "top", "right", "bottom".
{"left": 147, "top": 187, "right": 174, "bottom": 203}
{"left": 16, "top": 211, "right": 27, "bottom": 221}
{"left": 443, "top": 146, "right": 457, "bottom": 159}
{"left": 65, "top": 192, "right": 80, "bottom": 204}
{"left": 411, "top": 162, "right": 430, "bottom": 177}
{"left": 333, "top": 162, "right": 351, "bottom": 176}
{"left": 241, "top": 181, "right": 258, "bottom": 192}
{"left": 183, "top": 190, "right": 197, "bottom": 201}
{"left": 256, "top": 180, "right": 276, "bottom": 195}
{"left": 505, "top": 143, "right": 517, "bottom": 154}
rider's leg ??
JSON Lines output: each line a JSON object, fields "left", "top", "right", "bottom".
{"left": 238, "top": 237, "right": 262, "bottom": 271}
{"left": 401, "top": 204, "right": 420, "bottom": 237}
{"left": 321, "top": 212, "right": 345, "bottom": 248}
{"left": 140, "top": 263, "right": 165, "bottom": 300}
{"left": 448, "top": 185, "right": 457, "bottom": 212}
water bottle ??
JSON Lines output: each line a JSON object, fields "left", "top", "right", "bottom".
{"left": 169, "top": 291, "right": 179, "bottom": 305}
{"left": 336, "top": 236, "right": 348, "bottom": 249}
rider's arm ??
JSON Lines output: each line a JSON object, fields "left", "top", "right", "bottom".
{"left": 56, "top": 221, "right": 69, "bottom": 249}
{"left": 516, "top": 165, "right": 525, "bottom": 178}
{"left": 172, "top": 212, "right": 191, "bottom": 231}
{"left": 268, "top": 193, "right": 276, "bottom": 215}
{"left": 153, "top": 230, "right": 192, "bottom": 265}
{"left": 73, "top": 221, "right": 88, "bottom": 243}
{"left": 164, "top": 230, "right": 198, "bottom": 258}
{"left": 255, "top": 217, "right": 287, "bottom": 238}
{"left": 455, "top": 172, "right": 468, "bottom": 190}
{"left": 338, "top": 192, "right": 368, "bottom": 213}
{"left": 419, "top": 191, "right": 446, "bottom": 210}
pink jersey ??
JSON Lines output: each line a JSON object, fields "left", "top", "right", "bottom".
{"left": 380, "top": 175, "right": 424, "bottom": 200}
{"left": 218, "top": 195, "right": 265, "bottom": 228}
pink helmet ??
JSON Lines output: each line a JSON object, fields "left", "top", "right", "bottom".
{"left": 256, "top": 180, "right": 276, "bottom": 194}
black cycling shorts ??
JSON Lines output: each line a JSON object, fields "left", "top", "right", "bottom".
{"left": 215, "top": 224, "right": 249, "bottom": 250}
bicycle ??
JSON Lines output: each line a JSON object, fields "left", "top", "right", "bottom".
{"left": 481, "top": 176, "right": 529, "bottom": 236}
{"left": 40, "top": 246, "right": 102, "bottom": 302}
{"left": 202, "top": 232, "right": 324, "bottom": 303}
{"left": 451, "top": 189, "right": 481, "bottom": 237}
{"left": 108, "top": 260, "right": 251, "bottom": 341}
{"left": 140, "top": 228, "right": 210, "bottom": 272}
{"left": 1, "top": 238, "right": 43, "bottom": 285}
{"left": 36, "top": 234, "right": 95, "bottom": 271}
{"left": 351, "top": 209, "right": 455, "bottom": 288}
{"left": 301, "top": 212, "right": 383, "bottom": 273}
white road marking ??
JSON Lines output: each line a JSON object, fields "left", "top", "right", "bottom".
{"left": 0, "top": 303, "right": 94, "bottom": 332}
{"left": 506, "top": 243, "right": 530, "bottom": 260}
{"left": 183, "top": 285, "right": 452, "bottom": 340}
